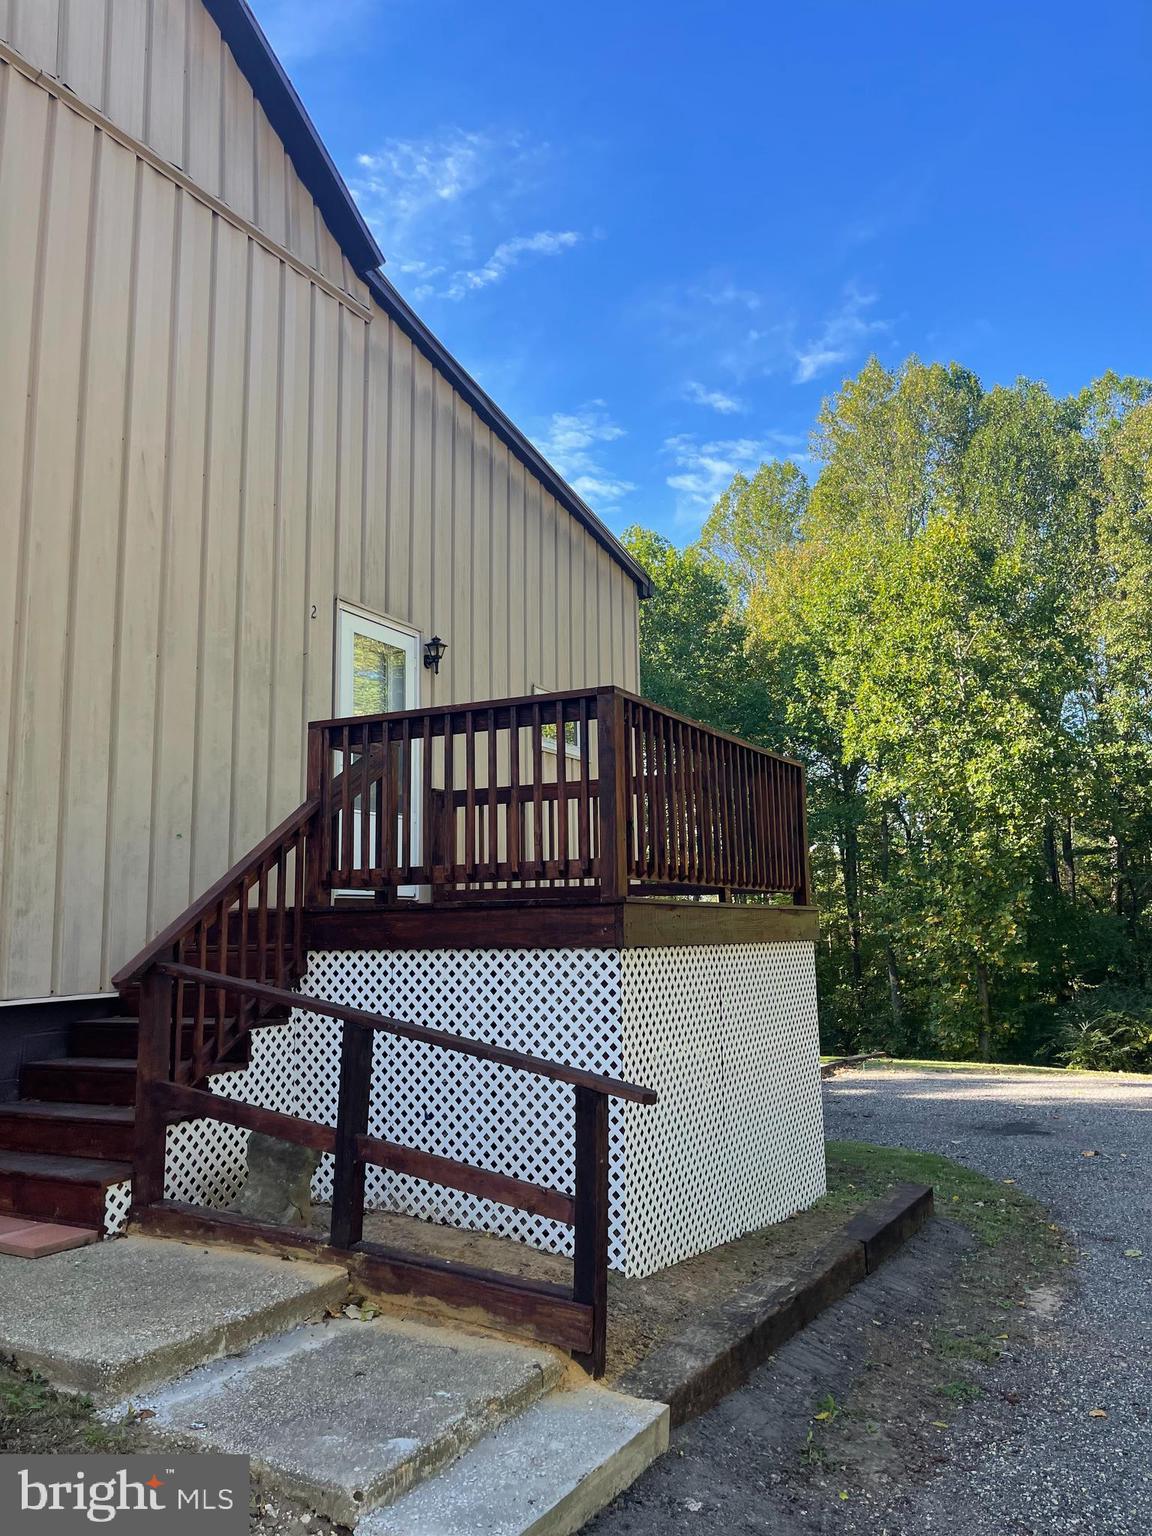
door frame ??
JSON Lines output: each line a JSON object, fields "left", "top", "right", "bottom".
{"left": 334, "top": 601, "right": 423, "bottom": 899}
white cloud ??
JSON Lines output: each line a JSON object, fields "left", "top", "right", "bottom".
{"left": 663, "top": 432, "right": 806, "bottom": 527}
{"left": 793, "top": 282, "right": 889, "bottom": 384}
{"left": 683, "top": 380, "right": 745, "bottom": 415}
{"left": 253, "top": 0, "right": 382, "bottom": 63}
{"left": 536, "top": 404, "right": 635, "bottom": 512}
{"left": 443, "top": 230, "right": 583, "bottom": 301}
{"left": 351, "top": 129, "right": 586, "bottom": 301}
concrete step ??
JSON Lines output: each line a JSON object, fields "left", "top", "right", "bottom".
{"left": 117, "top": 1315, "right": 569, "bottom": 1527}
{"left": 0, "top": 1233, "right": 349, "bottom": 1397}
{"left": 362, "top": 1383, "right": 669, "bottom": 1536}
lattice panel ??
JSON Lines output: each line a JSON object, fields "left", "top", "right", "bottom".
{"left": 103, "top": 1180, "right": 132, "bottom": 1236}
{"left": 145, "top": 942, "right": 825, "bottom": 1279}
{"left": 620, "top": 941, "right": 825, "bottom": 1274}
{"left": 295, "top": 949, "right": 628, "bottom": 1267}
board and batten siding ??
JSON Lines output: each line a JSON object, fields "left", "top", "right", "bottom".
{"left": 0, "top": 51, "right": 640, "bottom": 1000}
{"left": 0, "top": 0, "right": 367, "bottom": 303}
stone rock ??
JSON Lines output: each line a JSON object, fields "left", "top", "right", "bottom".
{"left": 229, "top": 1132, "right": 320, "bottom": 1227}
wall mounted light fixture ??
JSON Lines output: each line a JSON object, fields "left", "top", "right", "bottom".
{"left": 423, "top": 635, "right": 447, "bottom": 675}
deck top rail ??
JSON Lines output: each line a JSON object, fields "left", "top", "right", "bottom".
{"left": 309, "top": 684, "right": 810, "bottom": 906}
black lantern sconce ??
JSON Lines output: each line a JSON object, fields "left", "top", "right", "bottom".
{"left": 423, "top": 635, "right": 447, "bottom": 675}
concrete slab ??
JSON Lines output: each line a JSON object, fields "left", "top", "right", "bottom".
{"left": 0, "top": 1235, "right": 348, "bottom": 1397}
{"left": 121, "top": 1315, "right": 567, "bottom": 1526}
{"left": 361, "top": 1384, "right": 670, "bottom": 1536}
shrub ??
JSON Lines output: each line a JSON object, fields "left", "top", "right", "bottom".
{"left": 1056, "top": 985, "right": 1152, "bottom": 1073}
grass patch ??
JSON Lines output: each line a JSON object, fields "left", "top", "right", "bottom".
{"left": 823, "top": 1139, "right": 1065, "bottom": 1256}
{"left": 835, "top": 1055, "right": 1147, "bottom": 1079}
{"left": 0, "top": 1359, "right": 141, "bottom": 1456}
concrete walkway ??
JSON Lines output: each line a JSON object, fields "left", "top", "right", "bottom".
{"left": 588, "top": 1068, "right": 1152, "bottom": 1536}
{"left": 0, "top": 1231, "right": 667, "bottom": 1533}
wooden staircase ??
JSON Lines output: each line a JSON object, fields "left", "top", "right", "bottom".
{"left": 0, "top": 985, "right": 259, "bottom": 1237}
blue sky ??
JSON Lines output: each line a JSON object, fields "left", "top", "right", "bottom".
{"left": 252, "top": 0, "right": 1151, "bottom": 543}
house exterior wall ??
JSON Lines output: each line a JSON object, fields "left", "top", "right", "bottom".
{"left": 100, "top": 942, "right": 827, "bottom": 1276}
{"left": 0, "top": 0, "right": 367, "bottom": 302}
{"left": 0, "top": 31, "right": 641, "bottom": 1000}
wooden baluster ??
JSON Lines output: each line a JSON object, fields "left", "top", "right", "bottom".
{"left": 330, "top": 1022, "right": 374, "bottom": 1250}
{"left": 464, "top": 712, "right": 477, "bottom": 885}
{"left": 794, "top": 766, "right": 812, "bottom": 905}
{"left": 340, "top": 725, "right": 352, "bottom": 882}
{"left": 399, "top": 718, "right": 412, "bottom": 882}
{"left": 572, "top": 1085, "right": 610, "bottom": 1378}
{"left": 359, "top": 725, "right": 372, "bottom": 882}
{"left": 420, "top": 715, "right": 433, "bottom": 882}
{"left": 132, "top": 967, "right": 174, "bottom": 1213}
{"left": 292, "top": 827, "right": 306, "bottom": 978}
{"left": 555, "top": 700, "right": 569, "bottom": 883}
{"left": 193, "top": 919, "right": 208, "bottom": 1078}
{"left": 531, "top": 703, "right": 544, "bottom": 884}
{"left": 256, "top": 861, "right": 269, "bottom": 987}
{"left": 487, "top": 708, "right": 498, "bottom": 886}
{"left": 274, "top": 846, "right": 287, "bottom": 988}
{"left": 215, "top": 895, "right": 229, "bottom": 1062}
{"left": 577, "top": 697, "right": 591, "bottom": 879}
{"left": 305, "top": 725, "right": 327, "bottom": 907}
{"left": 443, "top": 717, "right": 455, "bottom": 885}
{"left": 508, "top": 704, "right": 522, "bottom": 884}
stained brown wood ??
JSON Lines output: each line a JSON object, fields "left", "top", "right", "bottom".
{"left": 330, "top": 1023, "right": 373, "bottom": 1249}
{"left": 356, "top": 1134, "right": 575, "bottom": 1225}
{"left": 159, "top": 962, "right": 658, "bottom": 1105}
{"left": 153, "top": 1080, "right": 337, "bottom": 1154}
{"left": 350, "top": 1243, "right": 594, "bottom": 1354}
{"left": 572, "top": 1084, "right": 610, "bottom": 1377}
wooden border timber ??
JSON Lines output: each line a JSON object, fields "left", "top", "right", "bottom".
{"left": 304, "top": 899, "right": 820, "bottom": 952}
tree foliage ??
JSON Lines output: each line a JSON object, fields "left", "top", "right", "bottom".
{"left": 632, "top": 357, "right": 1152, "bottom": 1066}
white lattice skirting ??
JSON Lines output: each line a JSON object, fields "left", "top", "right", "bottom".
{"left": 142, "top": 942, "right": 826, "bottom": 1277}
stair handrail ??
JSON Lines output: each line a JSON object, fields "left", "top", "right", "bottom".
{"left": 111, "top": 795, "right": 321, "bottom": 988}
{"left": 157, "top": 962, "right": 657, "bottom": 1104}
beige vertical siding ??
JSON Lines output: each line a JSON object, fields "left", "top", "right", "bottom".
{"left": 0, "top": 50, "right": 641, "bottom": 999}
{"left": 0, "top": 0, "right": 367, "bottom": 303}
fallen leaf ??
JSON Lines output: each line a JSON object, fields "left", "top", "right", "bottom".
{"left": 814, "top": 1411, "right": 832, "bottom": 1421}
{"left": 931, "top": 1420, "right": 949, "bottom": 1429}
{"left": 1089, "top": 1408, "right": 1108, "bottom": 1419}
{"left": 136, "top": 1408, "right": 156, "bottom": 1421}
{"left": 1002, "top": 1178, "right": 1016, "bottom": 1185}
{"left": 1124, "top": 1249, "right": 1143, "bottom": 1259}
{"left": 839, "top": 1491, "right": 849, "bottom": 1501}
{"left": 1082, "top": 1150, "right": 1099, "bottom": 1158}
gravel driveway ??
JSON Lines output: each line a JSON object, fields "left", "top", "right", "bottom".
{"left": 590, "top": 1068, "right": 1152, "bottom": 1536}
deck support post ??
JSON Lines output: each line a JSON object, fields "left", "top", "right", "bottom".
{"left": 131, "top": 965, "right": 174, "bottom": 1214}
{"left": 330, "top": 1022, "right": 373, "bottom": 1249}
{"left": 596, "top": 689, "right": 629, "bottom": 903}
{"left": 572, "top": 1084, "right": 610, "bottom": 1377}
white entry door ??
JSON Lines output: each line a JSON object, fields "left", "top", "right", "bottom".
{"left": 336, "top": 606, "right": 421, "bottom": 896}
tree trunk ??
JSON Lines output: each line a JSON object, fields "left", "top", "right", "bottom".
{"left": 1043, "top": 819, "right": 1061, "bottom": 891}
{"left": 885, "top": 942, "right": 903, "bottom": 1034}
{"left": 1061, "top": 818, "right": 1077, "bottom": 902}
{"left": 976, "top": 959, "right": 992, "bottom": 1062}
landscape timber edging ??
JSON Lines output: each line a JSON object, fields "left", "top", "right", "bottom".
{"left": 618, "top": 1181, "right": 934, "bottom": 1426}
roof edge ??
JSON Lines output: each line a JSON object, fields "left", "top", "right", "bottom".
{"left": 367, "top": 271, "right": 653, "bottom": 599}
{"left": 203, "top": 0, "right": 383, "bottom": 276}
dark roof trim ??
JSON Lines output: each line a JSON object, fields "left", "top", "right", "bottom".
{"left": 204, "top": 1, "right": 650, "bottom": 599}
{"left": 368, "top": 272, "right": 653, "bottom": 598}
{"left": 202, "top": 0, "right": 383, "bottom": 276}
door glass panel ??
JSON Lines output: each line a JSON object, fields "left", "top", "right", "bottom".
{"left": 353, "top": 633, "right": 407, "bottom": 715}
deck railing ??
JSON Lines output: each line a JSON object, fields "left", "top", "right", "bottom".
{"left": 307, "top": 685, "right": 810, "bottom": 905}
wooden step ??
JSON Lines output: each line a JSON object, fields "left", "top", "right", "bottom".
{"left": 0, "top": 1150, "right": 130, "bottom": 1227}
{"left": 0, "top": 1102, "right": 135, "bottom": 1160}
{"left": 20, "top": 1058, "right": 138, "bottom": 1107}
{"left": 70, "top": 1016, "right": 139, "bottom": 1059}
